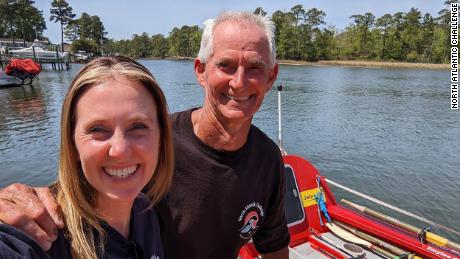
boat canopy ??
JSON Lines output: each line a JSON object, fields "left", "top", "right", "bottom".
{"left": 5, "top": 58, "right": 41, "bottom": 85}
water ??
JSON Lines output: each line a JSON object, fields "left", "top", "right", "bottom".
{"left": 1, "top": 60, "right": 459, "bottom": 242}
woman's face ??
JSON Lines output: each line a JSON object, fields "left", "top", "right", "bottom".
{"left": 73, "top": 76, "right": 160, "bottom": 204}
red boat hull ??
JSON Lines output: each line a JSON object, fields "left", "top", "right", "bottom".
{"left": 238, "top": 155, "right": 460, "bottom": 259}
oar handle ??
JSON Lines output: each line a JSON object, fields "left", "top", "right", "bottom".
{"left": 363, "top": 207, "right": 420, "bottom": 233}
{"left": 342, "top": 199, "right": 460, "bottom": 252}
{"left": 446, "top": 240, "right": 460, "bottom": 252}
{"left": 370, "top": 244, "right": 397, "bottom": 259}
{"left": 335, "top": 221, "right": 407, "bottom": 255}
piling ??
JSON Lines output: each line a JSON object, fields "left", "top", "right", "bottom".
{"left": 55, "top": 46, "right": 61, "bottom": 71}
{"left": 32, "top": 46, "right": 37, "bottom": 62}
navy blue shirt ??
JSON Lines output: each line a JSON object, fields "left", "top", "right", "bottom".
{"left": 0, "top": 194, "right": 163, "bottom": 259}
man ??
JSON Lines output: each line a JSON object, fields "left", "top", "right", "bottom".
{"left": 0, "top": 11, "right": 289, "bottom": 259}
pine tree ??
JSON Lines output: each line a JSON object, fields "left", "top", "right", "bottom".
{"left": 50, "top": 0, "right": 75, "bottom": 51}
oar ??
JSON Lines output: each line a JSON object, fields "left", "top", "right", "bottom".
{"left": 334, "top": 221, "right": 422, "bottom": 259}
{"left": 341, "top": 199, "right": 460, "bottom": 251}
{"left": 326, "top": 222, "right": 398, "bottom": 258}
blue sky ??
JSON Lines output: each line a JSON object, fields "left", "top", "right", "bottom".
{"left": 34, "top": 0, "right": 446, "bottom": 44}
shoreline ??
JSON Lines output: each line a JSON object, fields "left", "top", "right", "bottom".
{"left": 277, "top": 60, "right": 449, "bottom": 70}
{"left": 135, "top": 57, "right": 449, "bottom": 70}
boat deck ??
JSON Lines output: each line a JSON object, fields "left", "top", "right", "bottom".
{"left": 289, "top": 242, "right": 325, "bottom": 258}
{"left": 289, "top": 232, "right": 383, "bottom": 259}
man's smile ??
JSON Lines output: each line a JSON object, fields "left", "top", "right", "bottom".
{"left": 223, "top": 93, "right": 253, "bottom": 101}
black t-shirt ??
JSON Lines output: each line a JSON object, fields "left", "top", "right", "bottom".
{"left": 0, "top": 194, "right": 164, "bottom": 259}
{"left": 156, "top": 108, "right": 290, "bottom": 259}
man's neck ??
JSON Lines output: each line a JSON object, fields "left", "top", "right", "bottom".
{"left": 191, "top": 107, "right": 252, "bottom": 151}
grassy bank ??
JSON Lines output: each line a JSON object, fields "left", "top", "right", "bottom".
{"left": 278, "top": 60, "right": 449, "bottom": 70}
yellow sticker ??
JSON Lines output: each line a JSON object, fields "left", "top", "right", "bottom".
{"left": 300, "top": 188, "right": 325, "bottom": 207}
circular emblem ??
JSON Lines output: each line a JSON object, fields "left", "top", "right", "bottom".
{"left": 238, "top": 202, "right": 264, "bottom": 239}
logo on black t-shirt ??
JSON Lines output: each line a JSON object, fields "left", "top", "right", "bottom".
{"left": 237, "top": 202, "right": 265, "bottom": 239}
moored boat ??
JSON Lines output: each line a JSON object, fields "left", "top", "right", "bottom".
{"left": 0, "top": 70, "right": 21, "bottom": 87}
{"left": 1, "top": 58, "right": 41, "bottom": 86}
{"left": 9, "top": 41, "right": 68, "bottom": 61}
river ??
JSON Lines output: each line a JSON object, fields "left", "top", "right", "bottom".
{"left": 0, "top": 60, "right": 458, "bottom": 242}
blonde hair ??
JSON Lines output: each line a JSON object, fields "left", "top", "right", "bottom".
{"left": 55, "top": 56, "right": 173, "bottom": 259}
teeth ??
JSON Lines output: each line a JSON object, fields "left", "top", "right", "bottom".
{"left": 104, "top": 165, "right": 137, "bottom": 179}
{"left": 225, "top": 94, "right": 249, "bottom": 101}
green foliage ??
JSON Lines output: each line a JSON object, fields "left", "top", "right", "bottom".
{"left": 254, "top": 7, "right": 267, "bottom": 17}
{"left": 49, "top": 0, "right": 75, "bottom": 25}
{"left": 151, "top": 34, "right": 169, "bottom": 58}
{"left": 70, "top": 38, "right": 97, "bottom": 53}
{"left": 316, "top": 4, "right": 448, "bottom": 63}
{"left": 104, "top": 3, "right": 450, "bottom": 63}
{"left": 50, "top": 0, "right": 75, "bottom": 50}
{"left": 65, "top": 12, "right": 108, "bottom": 50}
{"left": 0, "top": 0, "right": 46, "bottom": 42}
{"left": 168, "top": 25, "right": 201, "bottom": 57}
{"left": 130, "top": 33, "right": 153, "bottom": 58}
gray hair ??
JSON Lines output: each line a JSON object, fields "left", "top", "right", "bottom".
{"left": 197, "top": 11, "right": 276, "bottom": 68}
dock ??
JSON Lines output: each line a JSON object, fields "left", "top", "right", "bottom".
{"left": 0, "top": 45, "right": 71, "bottom": 71}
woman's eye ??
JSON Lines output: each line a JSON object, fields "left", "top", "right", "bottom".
{"left": 88, "top": 126, "right": 107, "bottom": 133}
{"left": 130, "top": 123, "right": 148, "bottom": 131}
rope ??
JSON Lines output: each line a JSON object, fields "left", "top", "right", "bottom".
{"left": 315, "top": 189, "right": 331, "bottom": 223}
{"left": 325, "top": 178, "right": 460, "bottom": 236}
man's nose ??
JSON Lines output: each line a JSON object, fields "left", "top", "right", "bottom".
{"left": 109, "top": 130, "right": 131, "bottom": 158}
{"left": 229, "top": 66, "right": 247, "bottom": 89}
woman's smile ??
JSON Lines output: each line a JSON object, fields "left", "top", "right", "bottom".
{"left": 103, "top": 165, "right": 139, "bottom": 179}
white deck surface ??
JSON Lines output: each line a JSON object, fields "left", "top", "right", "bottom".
{"left": 288, "top": 232, "right": 384, "bottom": 259}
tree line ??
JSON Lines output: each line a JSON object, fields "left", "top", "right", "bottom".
{"left": 0, "top": 0, "right": 46, "bottom": 44}
{"left": 104, "top": 25, "right": 201, "bottom": 59}
{"left": 0, "top": 1, "right": 454, "bottom": 63}
{"left": 104, "top": 2, "right": 453, "bottom": 63}
{"left": 0, "top": 0, "right": 107, "bottom": 54}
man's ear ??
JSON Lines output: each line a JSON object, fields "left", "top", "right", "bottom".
{"left": 194, "top": 58, "right": 206, "bottom": 87}
{"left": 266, "top": 63, "right": 279, "bottom": 92}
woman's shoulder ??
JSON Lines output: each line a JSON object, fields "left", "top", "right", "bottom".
{"left": 0, "top": 224, "right": 50, "bottom": 258}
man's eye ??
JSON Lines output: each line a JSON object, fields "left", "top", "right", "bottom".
{"left": 249, "top": 66, "right": 262, "bottom": 71}
{"left": 217, "top": 63, "right": 237, "bottom": 74}
{"left": 217, "top": 62, "right": 229, "bottom": 68}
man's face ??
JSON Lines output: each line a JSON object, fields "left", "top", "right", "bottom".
{"left": 195, "top": 21, "right": 278, "bottom": 124}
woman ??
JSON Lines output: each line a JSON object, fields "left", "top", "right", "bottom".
{"left": 0, "top": 56, "right": 173, "bottom": 259}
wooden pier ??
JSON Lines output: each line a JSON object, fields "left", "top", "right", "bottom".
{"left": 0, "top": 45, "right": 71, "bottom": 71}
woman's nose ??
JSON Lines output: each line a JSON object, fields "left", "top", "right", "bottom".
{"left": 108, "top": 131, "right": 131, "bottom": 158}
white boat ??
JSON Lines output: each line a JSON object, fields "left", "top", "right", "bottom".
{"left": 9, "top": 44, "right": 68, "bottom": 61}
{"left": 0, "top": 71, "right": 21, "bottom": 86}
